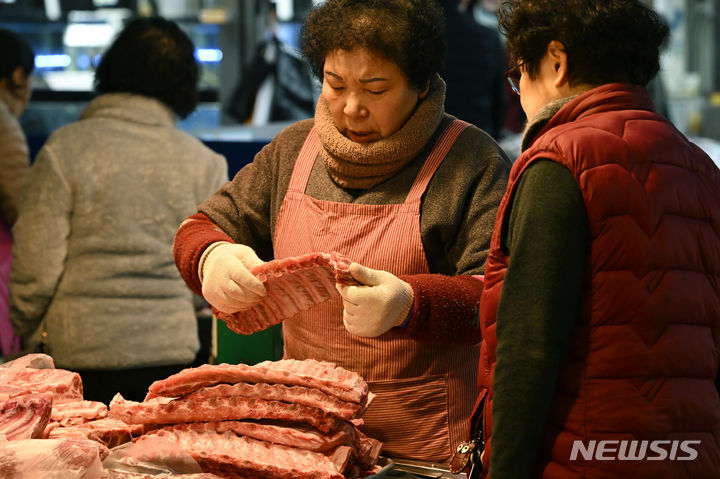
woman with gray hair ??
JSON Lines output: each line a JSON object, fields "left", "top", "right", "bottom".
{"left": 439, "top": 1, "right": 719, "bottom": 477}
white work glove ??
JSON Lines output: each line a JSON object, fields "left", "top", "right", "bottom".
{"left": 200, "top": 242, "right": 266, "bottom": 314}
{"left": 336, "top": 263, "right": 414, "bottom": 338}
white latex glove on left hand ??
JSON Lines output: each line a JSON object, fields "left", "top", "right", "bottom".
{"left": 201, "top": 242, "right": 266, "bottom": 314}
{"left": 336, "top": 263, "right": 414, "bottom": 338}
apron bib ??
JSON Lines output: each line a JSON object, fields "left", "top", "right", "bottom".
{"left": 273, "top": 120, "right": 479, "bottom": 462}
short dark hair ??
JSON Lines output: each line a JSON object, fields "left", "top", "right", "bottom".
{"left": 0, "top": 27, "right": 35, "bottom": 86}
{"left": 498, "top": 0, "right": 669, "bottom": 86}
{"left": 94, "top": 17, "right": 199, "bottom": 118}
{"left": 300, "top": 0, "right": 445, "bottom": 90}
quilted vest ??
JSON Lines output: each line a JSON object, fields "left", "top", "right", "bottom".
{"left": 475, "top": 83, "right": 720, "bottom": 478}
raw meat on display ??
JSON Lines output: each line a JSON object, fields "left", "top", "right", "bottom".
{"left": 0, "top": 386, "right": 25, "bottom": 402}
{"left": 0, "top": 353, "right": 138, "bottom": 474}
{"left": 145, "top": 426, "right": 349, "bottom": 479}
{"left": 51, "top": 400, "right": 108, "bottom": 425}
{"left": 42, "top": 398, "right": 132, "bottom": 448}
{"left": 172, "top": 379, "right": 370, "bottom": 420}
{"left": 148, "top": 358, "right": 369, "bottom": 404}
{"left": 146, "top": 420, "right": 381, "bottom": 471}
{"left": 109, "top": 393, "right": 344, "bottom": 433}
{"left": 100, "top": 433, "right": 208, "bottom": 475}
{"left": 45, "top": 417, "right": 132, "bottom": 448}
{"left": 0, "top": 437, "right": 109, "bottom": 479}
{"left": 0, "top": 354, "right": 55, "bottom": 373}
{"left": 0, "top": 392, "right": 53, "bottom": 440}
{"left": 214, "top": 251, "right": 358, "bottom": 335}
{"left": 0, "top": 367, "right": 83, "bottom": 403}
{"left": 108, "top": 359, "right": 382, "bottom": 478}
{"left": 102, "top": 473, "right": 223, "bottom": 479}
{"left": 172, "top": 419, "right": 354, "bottom": 452}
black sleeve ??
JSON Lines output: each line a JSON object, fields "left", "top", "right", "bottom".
{"left": 488, "top": 159, "right": 588, "bottom": 479}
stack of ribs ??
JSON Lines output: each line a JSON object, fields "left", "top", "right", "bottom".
{"left": 109, "top": 358, "right": 383, "bottom": 479}
{"left": 214, "top": 251, "right": 359, "bottom": 335}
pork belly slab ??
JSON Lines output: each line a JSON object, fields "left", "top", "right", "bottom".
{"left": 147, "top": 359, "right": 368, "bottom": 404}
{"left": 215, "top": 252, "right": 358, "bottom": 335}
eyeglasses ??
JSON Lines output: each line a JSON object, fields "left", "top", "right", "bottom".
{"left": 504, "top": 61, "right": 525, "bottom": 96}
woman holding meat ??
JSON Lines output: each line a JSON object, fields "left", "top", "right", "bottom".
{"left": 174, "top": 0, "right": 510, "bottom": 462}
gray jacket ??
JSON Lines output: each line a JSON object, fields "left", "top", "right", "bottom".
{"left": 9, "top": 93, "right": 228, "bottom": 369}
{"left": 0, "top": 89, "right": 30, "bottom": 227}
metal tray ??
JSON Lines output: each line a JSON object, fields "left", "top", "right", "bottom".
{"left": 384, "top": 457, "right": 467, "bottom": 478}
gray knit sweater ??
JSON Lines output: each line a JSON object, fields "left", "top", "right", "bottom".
{"left": 9, "top": 93, "right": 228, "bottom": 369}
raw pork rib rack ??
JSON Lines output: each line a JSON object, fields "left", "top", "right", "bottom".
{"left": 0, "top": 354, "right": 382, "bottom": 477}
{"left": 109, "top": 358, "right": 383, "bottom": 478}
{"left": 214, "top": 251, "right": 358, "bottom": 335}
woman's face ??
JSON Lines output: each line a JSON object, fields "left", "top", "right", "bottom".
{"left": 321, "top": 47, "right": 427, "bottom": 143}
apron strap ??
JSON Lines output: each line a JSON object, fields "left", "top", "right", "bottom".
{"left": 287, "top": 127, "right": 321, "bottom": 193}
{"left": 406, "top": 119, "right": 470, "bottom": 205}
{"left": 288, "top": 120, "right": 470, "bottom": 199}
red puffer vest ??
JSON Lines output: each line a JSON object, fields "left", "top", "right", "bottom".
{"left": 474, "top": 83, "right": 720, "bottom": 478}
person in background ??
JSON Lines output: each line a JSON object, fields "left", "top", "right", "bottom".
{"left": 470, "top": 0, "right": 501, "bottom": 28}
{"left": 174, "top": 0, "right": 510, "bottom": 462}
{"left": 9, "top": 17, "right": 228, "bottom": 404}
{"left": 466, "top": 0, "right": 526, "bottom": 142}
{"left": 365, "top": 0, "right": 719, "bottom": 477}
{"left": 439, "top": 0, "right": 505, "bottom": 139}
{"left": 0, "top": 28, "right": 34, "bottom": 360}
{"left": 226, "top": 2, "right": 318, "bottom": 125}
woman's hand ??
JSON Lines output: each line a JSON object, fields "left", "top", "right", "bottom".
{"left": 336, "top": 263, "right": 414, "bottom": 337}
{"left": 200, "top": 243, "right": 266, "bottom": 314}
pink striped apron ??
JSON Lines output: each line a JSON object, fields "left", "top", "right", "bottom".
{"left": 0, "top": 219, "right": 20, "bottom": 357}
{"left": 273, "top": 120, "right": 480, "bottom": 462}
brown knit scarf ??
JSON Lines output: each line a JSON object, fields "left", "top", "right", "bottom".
{"left": 314, "top": 74, "right": 446, "bottom": 189}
